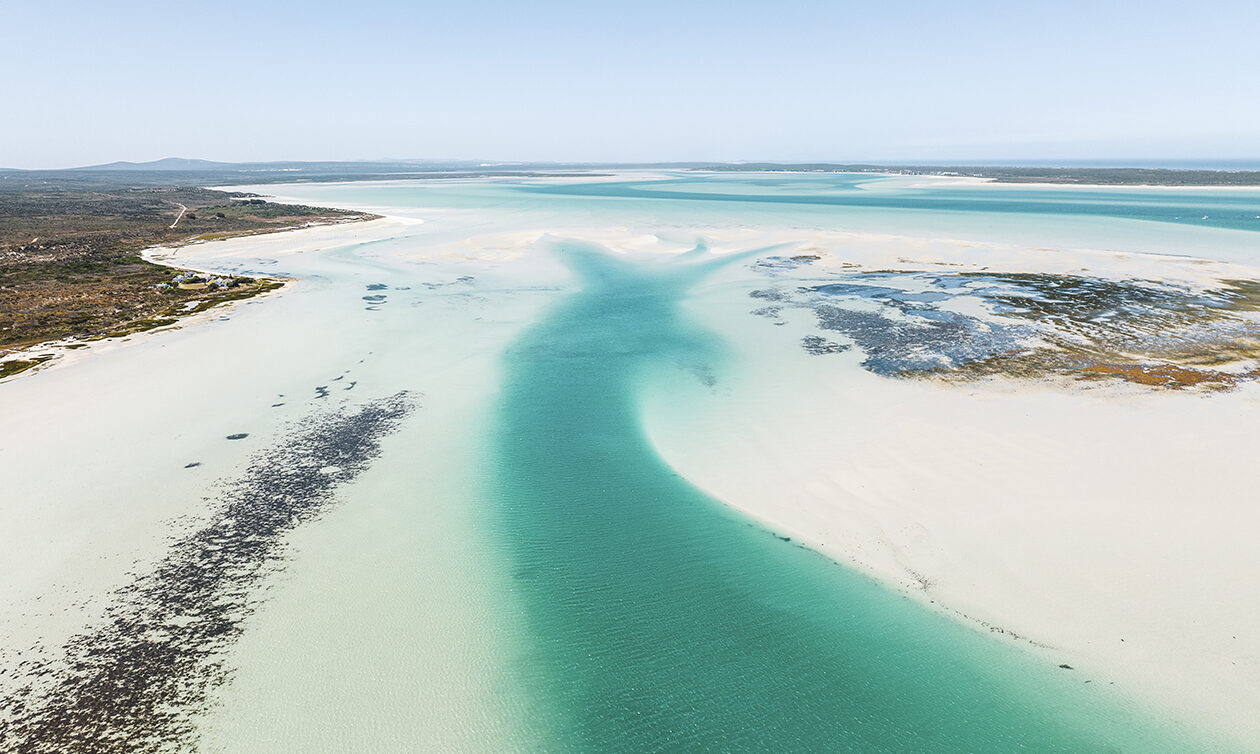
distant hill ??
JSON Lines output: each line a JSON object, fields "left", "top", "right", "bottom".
{"left": 71, "top": 158, "right": 498, "bottom": 174}
{"left": 0, "top": 160, "right": 613, "bottom": 192}
{"left": 80, "top": 158, "right": 237, "bottom": 171}
{"left": 74, "top": 157, "right": 509, "bottom": 172}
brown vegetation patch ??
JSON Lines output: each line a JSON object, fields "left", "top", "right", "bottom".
{"left": 0, "top": 185, "right": 373, "bottom": 356}
{"left": 762, "top": 267, "right": 1260, "bottom": 392}
{"left": 1076, "top": 362, "right": 1259, "bottom": 389}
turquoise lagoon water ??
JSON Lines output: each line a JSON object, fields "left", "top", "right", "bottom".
{"left": 280, "top": 171, "right": 1260, "bottom": 266}
{"left": 483, "top": 240, "right": 1202, "bottom": 751}
{"left": 225, "top": 174, "right": 1260, "bottom": 750}
{"left": 531, "top": 173, "right": 1260, "bottom": 234}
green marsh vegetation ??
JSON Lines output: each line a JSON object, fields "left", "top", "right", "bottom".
{"left": 0, "top": 355, "right": 52, "bottom": 378}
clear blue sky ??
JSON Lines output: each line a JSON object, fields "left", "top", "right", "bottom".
{"left": 4, "top": 0, "right": 1258, "bottom": 168}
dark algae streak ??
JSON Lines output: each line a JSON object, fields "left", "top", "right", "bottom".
{"left": 753, "top": 261, "right": 1260, "bottom": 390}
{"left": 0, "top": 392, "right": 414, "bottom": 754}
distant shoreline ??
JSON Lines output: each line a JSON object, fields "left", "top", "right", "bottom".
{"left": 7, "top": 159, "right": 1260, "bottom": 189}
{"left": 687, "top": 169, "right": 1260, "bottom": 192}
{"left": 692, "top": 164, "right": 1260, "bottom": 188}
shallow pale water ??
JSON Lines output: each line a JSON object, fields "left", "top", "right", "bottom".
{"left": 277, "top": 171, "right": 1260, "bottom": 265}
{"left": 3, "top": 172, "right": 1258, "bottom": 751}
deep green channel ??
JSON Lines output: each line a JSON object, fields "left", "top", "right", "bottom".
{"left": 490, "top": 242, "right": 1193, "bottom": 751}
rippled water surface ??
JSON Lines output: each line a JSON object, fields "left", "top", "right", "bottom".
{"left": 487, "top": 241, "right": 1197, "bottom": 750}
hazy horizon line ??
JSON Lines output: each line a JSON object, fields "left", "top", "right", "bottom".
{"left": 5, "top": 156, "right": 1260, "bottom": 173}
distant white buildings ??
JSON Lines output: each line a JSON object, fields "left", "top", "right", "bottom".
{"left": 160, "top": 272, "right": 242, "bottom": 291}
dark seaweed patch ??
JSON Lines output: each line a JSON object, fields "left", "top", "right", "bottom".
{"left": 753, "top": 268, "right": 1260, "bottom": 389}
{"left": 752, "top": 255, "right": 820, "bottom": 273}
{"left": 0, "top": 392, "right": 415, "bottom": 753}
{"left": 693, "top": 367, "right": 718, "bottom": 388}
{"left": 800, "top": 335, "right": 850, "bottom": 355}
{"left": 749, "top": 288, "right": 791, "bottom": 303}
{"left": 422, "top": 276, "right": 475, "bottom": 290}
{"left": 813, "top": 304, "right": 1025, "bottom": 375}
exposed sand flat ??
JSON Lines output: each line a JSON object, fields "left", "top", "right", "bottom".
{"left": 144, "top": 215, "right": 424, "bottom": 265}
{"left": 6, "top": 175, "right": 1259, "bottom": 748}
{"left": 158, "top": 215, "right": 1260, "bottom": 749}
{"left": 0, "top": 214, "right": 557, "bottom": 750}
{"left": 146, "top": 188, "right": 1260, "bottom": 748}
{"left": 641, "top": 244, "right": 1260, "bottom": 745}
{"left": 398, "top": 218, "right": 1260, "bottom": 746}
